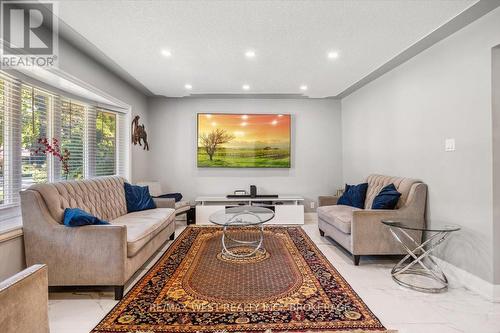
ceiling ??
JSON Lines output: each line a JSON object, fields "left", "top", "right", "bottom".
{"left": 56, "top": 0, "right": 477, "bottom": 98}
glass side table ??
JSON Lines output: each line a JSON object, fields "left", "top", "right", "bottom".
{"left": 381, "top": 219, "right": 460, "bottom": 293}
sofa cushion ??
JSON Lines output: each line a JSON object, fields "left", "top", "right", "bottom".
{"left": 365, "top": 174, "right": 421, "bottom": 210}
{"left": 124, "top": 183, "right": 156, "bottom": 213}
{"left": 372, "top": 183, "right": 401, "bottom": 209}
{"left": 63, "top": 208, "right": 110, "bottom": 227}
{"left": 29, "top": 176, "right": 128, "bottom": 223}
{"left": 175, "top": 201, "right": 191, "bottom": 214}
{"left": 110, "top": 208, "right": 175, "bottom": 257}
{"left": 337, "top": 183, "right": 368, "bottom": 209}
{"left": 317, "top": 205, "right": 361, "bottom": 234}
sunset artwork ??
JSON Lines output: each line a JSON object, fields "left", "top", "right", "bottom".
{"left": 197, "top": 113, "right": 291, "bottom": 168}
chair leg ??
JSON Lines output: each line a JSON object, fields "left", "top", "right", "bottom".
{"left": 319, "top": 229, "right": 325, "bottom": 237}
{"left": 353, "top": 255, "right": 361, "bottom": 266}
{"left": 114, "top": 285, "right": 124, "bottom": 300}
{"left": 170, "top": 232, "right": 175, "bottom": 240}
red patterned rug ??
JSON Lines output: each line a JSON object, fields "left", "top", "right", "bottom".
{"left": 91, "top": 226, "right": 394, "bottom": 332}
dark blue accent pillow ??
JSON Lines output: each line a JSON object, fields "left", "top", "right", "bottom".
{"left": 156, "top": 192, "right": 183, "bottom": 202}
{"left": 124, "top": 182, "right": 156, "bottom": 213}
{"left": 372, "top": 183, "right": 401, "bottom": 209}
{"left": 337, "top": 183, "right": 369, "bottom": 209}
{"left": 63, "top": 208, "right": 109, "bottom": 227}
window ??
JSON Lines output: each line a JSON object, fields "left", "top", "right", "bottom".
{"left": 95, "top": 110, "right": 116, "bottom": 176}
{"left": 0, "top": 72, "right": 129, "bottom": 216}
{"left": 60, "top": 100, "right": 86, "bottom": 180}
{"left": 21, "top": 86, "right": 50, "bottom": 188}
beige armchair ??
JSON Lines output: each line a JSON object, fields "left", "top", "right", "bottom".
{"left": 0, "top": 264, "right": 49, "bottom": 333}
{"left": 318, "top": 174, "right": 427, "bottom": 265}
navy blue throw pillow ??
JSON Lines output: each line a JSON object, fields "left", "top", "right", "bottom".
{"left": 371, "top": 183, "right": 401, "bottom": 209}
{"left": 337, "top": 183, "right": 368, "bottom": 209}
{"left": 124, "top": 183, "right": 156, "bottom": 213}
{"left": 156, "top": 192, "right": 183, "bottom": 202}
{"left": 63, "top": 208, "right": 109, "bottom": 227}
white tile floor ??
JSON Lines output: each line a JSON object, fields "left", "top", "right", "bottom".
{"left": 48, "top": 219, "right": 500, "bottom": 333}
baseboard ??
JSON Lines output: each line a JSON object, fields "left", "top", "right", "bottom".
{"left": 432, "top": 256, "right": 500, "bottom": 302}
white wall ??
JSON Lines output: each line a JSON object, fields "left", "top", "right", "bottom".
{"left": 493, "top": 46, "right": 500, "bottom": 284}
{"left": 147, "top": 98, "right": 342, "bottom": 212}
{"left": 341, "top": 8, "right": 500, "bottom": 283}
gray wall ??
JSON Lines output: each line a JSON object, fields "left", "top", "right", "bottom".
{"left": 493, "top": 46, "right": 500, "bottom": 284}
{"left": 341, "top": 8, "right": 500, "bottom": 283}
{"left": 147, "top": 98, "right": 343, "bottom": 212}
{"left": 57, "top": 38, "right": 150, "bottom": 182}
{"left": 0, "top": 237, "right": 25, "bottom": 281}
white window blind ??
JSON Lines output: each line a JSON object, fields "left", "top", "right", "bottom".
{"left": 0, "top": 75, "right": 22, "bottom": 206}
{"left": 0, "top": 71, "right": 129, "bottom": 213}
{"left": 21, "top": 85, "right": 52, "bottom": 188}
{"left": 95, "top": 109, "right": 117, "bottom": 176}
{"left": 60, "top": 99, "right": 86, "bottom": 180}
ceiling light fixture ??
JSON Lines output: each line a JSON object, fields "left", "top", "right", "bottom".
{"left": 327, "top": 51, "right": 339, "bottom": 59}
{"left": 300, "top": 85, "right": 308, "bottom": 91}
{"left": 242, "top": 84, "right": 250, "bottom": 91}
{"left": 271, "top": 120, "right": 278, "bottom": 126}
{"left": 245, "top": 50, "right": 256, "bottom": 58}
{"left": 184, "top": 84, "right": 192, "bottom": 90}
{"left": 161, "top": 49, "right": 172, "bottom": 57}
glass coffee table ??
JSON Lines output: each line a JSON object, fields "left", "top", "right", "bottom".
{"left": 209, "top": 206, "right": 275, "bottom": 260}
{"left": 382, "top": 219, "right": 460, "bottom": 293}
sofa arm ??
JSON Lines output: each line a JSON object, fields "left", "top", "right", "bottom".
{"left": 153, "top": 197, "right": 176, "bottom": 209}
{"left": 318, "top": 195, "right": 339, "bottom": 207}
{"left": 0, "top": 264, "right": 49, "bottom": 333}
{"left": 351, "top": 209, "right": 423, "bottom": 255}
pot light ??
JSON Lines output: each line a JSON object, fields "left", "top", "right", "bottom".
{"left": 245, "top": 50, "right": 256, "bottom": 58}
{"left": 161, "top": 49, "right": 172, "bottom": 57}
{"left": 271, "top": 120, "right": 278, "bottom": 126}
{"left": 327, "top": 51, "right": 339, "bottom": 59}
{"left": 242, "top": 84, "right": 250, "bottom": 91}
{"left": 184, "top": 84, "right": 192, "bottom": 90}
{"left": 300, "top": 85, "right": 308, "bottom": 91}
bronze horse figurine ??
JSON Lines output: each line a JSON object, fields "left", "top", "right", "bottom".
{"left": 131, "top": 115, "right": 149, "bottom": 150}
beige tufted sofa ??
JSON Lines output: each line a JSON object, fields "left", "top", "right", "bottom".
{"left": 318, "top": 174, "right": 427, "bottom": 265}
{"left": 20, "top": 176, "right": 176, "bottom": 299}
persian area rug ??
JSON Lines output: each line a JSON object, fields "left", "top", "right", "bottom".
{"left": 92, "top": 226, "right": 394, "bottom": 333}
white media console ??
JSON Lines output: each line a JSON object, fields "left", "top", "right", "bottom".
{"left": 195, "top": 196, "right": 305, "bottom": 225}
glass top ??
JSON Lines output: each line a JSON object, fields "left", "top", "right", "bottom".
{"left": 381, "top": 219, "right": 461, "bottom": 232}
{"left": 209, "top": 206, "right": 275, "bottom": 226}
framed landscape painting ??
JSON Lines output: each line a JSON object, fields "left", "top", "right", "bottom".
{"left": 197, "top": 113, "right": 291, "bottom": 168}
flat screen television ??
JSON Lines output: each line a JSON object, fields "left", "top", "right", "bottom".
{"left": 197, "top": 113, "right": 291, "bottom": 168}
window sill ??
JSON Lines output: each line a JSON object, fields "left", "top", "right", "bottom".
{"left": 0, "top": 217, "right": 23, "bottom": 243}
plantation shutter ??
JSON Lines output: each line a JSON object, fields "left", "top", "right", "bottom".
{"left": 0, "top": 74, "right": 22, "bottom": 206}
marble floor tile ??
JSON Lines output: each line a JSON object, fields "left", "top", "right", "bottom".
{"left": 48, "top": 220, "right": 500, "bottom": 333}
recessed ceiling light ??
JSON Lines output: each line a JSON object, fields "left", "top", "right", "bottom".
{"left": 184, "top": 84, "right": 192, "bottom": 90}
{"left": 245, "top": 50, "right": 256, "bottom": 58}
{"left": 242, "top": 84, "right": 250, "bottom": 91}
{"left": 271, "top": 120, "right": 278, "bottom": 126}
{"left": 300, "top": 85, "right": 308, "bottom": 91}
{"left": 161, "top": 49, "right": 172, "bottom": 57}
{"left": 327, "top": 51, "right": 339, "bottom": 59}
